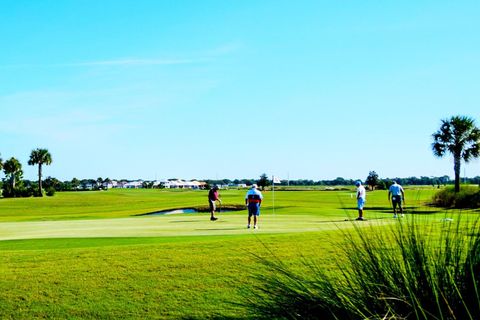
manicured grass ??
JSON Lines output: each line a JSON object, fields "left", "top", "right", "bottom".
{"left": 0, "top": 232, "right": 349, "bottom": 319}
{"left": 0, "top": 187, "right": 439, "bottom": 222}
{"left": 0, "top": 189, "right": 211, "bottom": 222}
{"left": 0, "top": 187, "right": 454, "bottom": 318}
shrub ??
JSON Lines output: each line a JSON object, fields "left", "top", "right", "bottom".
{"left": 243, "top": 215, "right": 480, "bottom": 319}
{"left": 376, "top": 179, "right": 387, "bottom": 190}
{"left": 46, "top": 187, "right": 56, "bottom": 197}
{"left": 432, "top": 186, "right": 480, "bottom": 208}
{"left": 18, "top": 186, "right": 35, "bottom": 197}
{"left": 1, "top": 184, "right": 35, "bottom": 197}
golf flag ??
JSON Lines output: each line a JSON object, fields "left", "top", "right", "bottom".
{"left": 272, "top": 176, "right": 281, "bottom": 216}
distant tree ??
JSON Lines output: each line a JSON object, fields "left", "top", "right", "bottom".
{"left": 71, "top": 178, "right": 80, "bottom": 190}
{"left": 0, "top": 153, "right": 3, "bottom": 192}
{"left": 377, "top": 179, "right": 387, "bottom": 190}
{"left": 43, "top": 176, "right": 61, "bottom": 191}
{"left": 257, "top": 173, "right": 270, "bottom": 191}
{"left": 86, "top": 179, "right": 97, "bottom": 189}
{"left": 365, "top": 171, "right": 380, "bottom": 191}
{"left": 432, "top": 116, "right": 480, "bottom": 192}
{"left": 142, "top": 181, "right": 154, "bottom": 189}
{"left": 103, "top": 178, "right": 112, "bottom": 189}
{"left": 60, "top": 180, "right": 72, "bottom": 191}
{"left": 28, "top": 148, "right": 53, "bottom": 196}
{"left": 439, "top": 175, "right": 450, "bottom": 186}
{"left": 332, "top": 177, "right": 347, "bottom": 186}
{"left": 3, "top": 157, "right": 23, "bottom": 190}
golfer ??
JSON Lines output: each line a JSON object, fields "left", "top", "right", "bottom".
{"left": 355, "top": 181, "right": 366, "bottom": 221}
{"left": 388, "top": 181, "right": 405, "bottom": 218}
{"left": 245, "top": 184, "right": 263, "bottom": 229}
{"left": 208, "top": 185, "right": 221, "bottom": 221}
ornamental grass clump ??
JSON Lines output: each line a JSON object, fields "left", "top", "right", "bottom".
{"left": 244, "top": 214, "right": 480, "bottom": 319}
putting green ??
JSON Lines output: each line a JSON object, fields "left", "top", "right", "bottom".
{"left": 0, "top": 212, "right": 392, "bottom": 240}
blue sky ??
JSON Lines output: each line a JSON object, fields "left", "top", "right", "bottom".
{"left": 1, "top": 0, "right": 479, "bottom": 181}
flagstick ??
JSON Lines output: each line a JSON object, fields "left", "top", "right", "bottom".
{"left": 272, "top": 175, "right": 275, "bottom": 217}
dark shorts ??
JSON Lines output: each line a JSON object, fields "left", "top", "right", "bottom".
{"left": 248, "top": 203, "right": 260, "bottom": 216}
{"left": 391, "top": 196, "right": 402, "bottom": 207}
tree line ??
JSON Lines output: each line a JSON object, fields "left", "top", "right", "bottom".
{"left": 2, "top": 115, "right": 479, "bottom": 197}
{"left": 207, "top": 174, "right": 479, "bottom": 188}
{"left": 0, "top": 148, "right": 52, "bottom": 197}
{"left": 214, "top": 115, "right": 480, "bottom": 192}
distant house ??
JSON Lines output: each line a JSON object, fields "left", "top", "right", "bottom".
{"left": 116, "top": 181, "right": 128, "bottom": 189}
{"left": 123, "top": 180, "right": 143, "bottom": 189}
{"left": 163, "top": 179, "right": 206, "bottom": 189}
{"left": 152, "top": 180, "right": 164, "bottom": 188}
{"left": 92, "top": 179, "right": 206, "bottom": 190}
{"left": 80, "top": 183, "right": 96, "bottom": 190}
{"left": 102, "top": 180, "right": 117, "bottom": 189}
{"left": 163, "top": 180, "right": 179, "bottom": 189}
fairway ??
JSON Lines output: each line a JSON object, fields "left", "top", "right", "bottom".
{"left": 0, "top": 188, "right": 447, "bottom": 319}
{"left": 0, "top": 188, "right": 435, "bottom": 240}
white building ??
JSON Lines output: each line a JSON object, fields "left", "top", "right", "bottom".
{"left": 163, "top": 179, "right": 206, "bottom": 189}
{"left": 123, "top": 180, "right": 143, "bottom": 189}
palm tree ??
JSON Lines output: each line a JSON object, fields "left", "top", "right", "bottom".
{"left": 3, "top": 157, "right": 23, "bottom": 190}
{"left": 28, "top": 148, "right": 53, "bottom": 196}
{"left": 432, "top": 115, "right": 480, "bottom": 192}
{"left": 0, "top": 154, "right": 3, "bottom": 193}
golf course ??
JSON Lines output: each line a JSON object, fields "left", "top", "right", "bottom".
{"left": 3, "top": 0, "right": 480, "bottom": 318}
{"left": 0, "top": 187, "right": 455, "bottom": 319}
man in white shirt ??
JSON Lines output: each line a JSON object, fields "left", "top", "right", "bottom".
{"left": 245, "top": 184, "right": 263, "bottom": 229}
{"left": 388, "top": 181, "right": 405, "bottom": 218}
{"left": 355, "top": 181, "right": 366, "bottom": 221}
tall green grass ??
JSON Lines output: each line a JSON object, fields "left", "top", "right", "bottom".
{"left": 244, "top": 214, "right": 480, "bottom": 319}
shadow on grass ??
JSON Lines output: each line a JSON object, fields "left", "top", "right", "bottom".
{"left": 178, "top": 315, "right": 247, "bottom": 320}
{"left": 311, "top": 217, "right": 391, "bottom": 224}
{"left": 194, "top": 228, "right": 241, "bottom": 231}
{"left": 264, "top": 206, "right": 291, "bottom": 210}
{"left": 340, "top": 206, "right": 442, "bottom": 214}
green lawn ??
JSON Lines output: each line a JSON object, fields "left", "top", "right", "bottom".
{"left": 0, "top": 187, "right": 451, "bottom": 318}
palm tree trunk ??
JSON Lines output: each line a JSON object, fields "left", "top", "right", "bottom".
{"left": 454, "top": 155, "right": 461, "bottom": 192}
{"left": 38, "top": 164, "right": 43, "bottom": 197}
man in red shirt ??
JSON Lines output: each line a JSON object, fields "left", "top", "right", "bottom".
{"left": 245, "top": 184, "right": 263, "bottom": 229}
{"left": 208, "top": 185, "right": 221, "bottom": 221}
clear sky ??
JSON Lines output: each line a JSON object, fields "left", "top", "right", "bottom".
{"left": 1, "top": 0, "right": 479, "bottom": 182}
